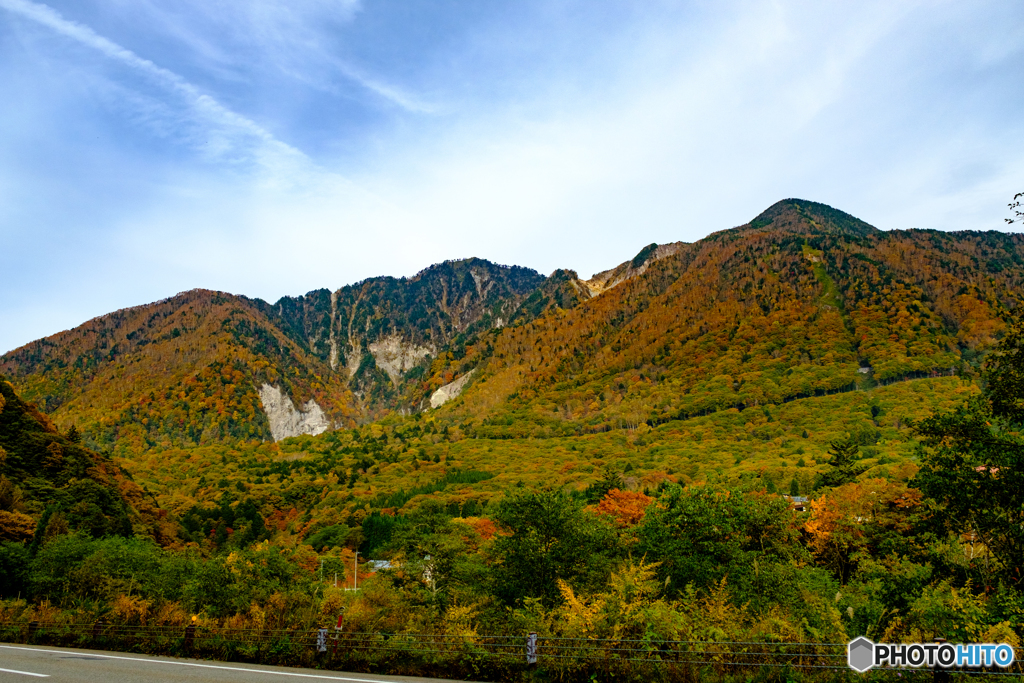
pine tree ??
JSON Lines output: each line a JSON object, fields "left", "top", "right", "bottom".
{"left": 818, "top": 438, "right": 866, "bottom": 488}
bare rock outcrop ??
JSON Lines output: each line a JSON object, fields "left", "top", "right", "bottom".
{"left": 369, "top": 335, "right": 434, "bottom": 385}
{"left": 584, "top": 242, "right": 684, "bottom": 296}
{"left": 430, "top": 370, "right": 475, "bottom": 409}
{"left": 257, "top": 383, "right": 330, "bottom": 441}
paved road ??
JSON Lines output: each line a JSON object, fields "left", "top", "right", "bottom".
{"left": 0, "top": 644, "right": 473, "bottom": 683}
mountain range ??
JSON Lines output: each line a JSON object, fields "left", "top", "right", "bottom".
{"left": 2, "top": 199, "right": 1021, "bottom": 459}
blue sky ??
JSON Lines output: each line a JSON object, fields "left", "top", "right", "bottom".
{"left": 1, "top": 0, "right": 1022, "bottom": 354}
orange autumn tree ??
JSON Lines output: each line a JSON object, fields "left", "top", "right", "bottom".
{"left": 804, "top": 479, "right": 924, "bottom": 583}
{"left": 595, "top": 489, "right": 653, "bottom": 528}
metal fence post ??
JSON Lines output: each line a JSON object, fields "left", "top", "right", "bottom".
{"left": 527, "top": 632, "right": 538, "bottom": 665}
{"left": 91, "top": 620, "right": 104, "bottom": 640}
{"left": 317, "top": 628, "right": 328, "bottom": 654}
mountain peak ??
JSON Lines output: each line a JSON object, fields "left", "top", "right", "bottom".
{"left": 411, "top": 257, "right": 542, "bottom": 283}
{"left": 750, "top": 199, "right": 879, "bottom": 238}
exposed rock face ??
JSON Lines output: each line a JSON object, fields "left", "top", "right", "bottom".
{"left": 584, "top": 242, "right": 684, "bottom": 296}
{"left": 430, "top": 370, "right": 475, "bottom": 409}
{"left": 257, "top": 383, "right": 330, "bottom": 441}
{"left": 249, "top": 258, "right": 545, "bottom": 416}
{"left": 328, "top": 290, "right": 340, "bottom": 371}
{"left": 344, "top": 346, "right": 361, "bottom": 378}
{"left": 470, "top": 267, "right": 493, "bottom": 298}
{"left": 369, "top": 335, "right": 435, "bottom": 385}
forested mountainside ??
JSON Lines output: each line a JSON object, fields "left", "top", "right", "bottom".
{"left": 443, "top": 199, "right": 1021, "bottom": 435}
{"left": 0, "top": 260, "right": 547, "bottom": 453}
{"left": 1, "top": 199, "right": 1021, "bottom": 459}
{"left": 0, "top": 378, "right": 174, "bottom": 544}
{"left": 0, "top": 290, "right": 357, "bottom": 453}
{"left": 105, "top": 198, "right": 1024, "bottom": 560}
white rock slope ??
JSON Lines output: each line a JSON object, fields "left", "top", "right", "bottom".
{"left": 430, "top": 370, "right": 475, "bottom": 409}
{"left": 257, "top": 383, "right": 330, "bottom": 441}
{"left": 369, "top": 334, "right": 435, "bottom": 385}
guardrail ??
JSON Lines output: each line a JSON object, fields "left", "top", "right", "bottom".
{"left": 2, "top": 621, "right": 1021, "bottom": 680}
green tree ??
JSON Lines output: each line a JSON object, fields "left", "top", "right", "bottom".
{"left": 382, "top": 503, "right": 485, "bottom": 610}
{"left": 29, "top": 535, "right": 164, "bottom": 603}
{"left": 181, "top": 554, "right": 240, "bottom": 617}
{"left": 307, "top": 524, "right": 353, "bottom": 552}
{"left": 361, "top": 513, "right": 402, "bottom": 557}
{"left": 65, "top": 425, "right": 81, "bottom": 444}
{"left": 0, "top": 541, "right": 29, "bottom": 597}
{"left": 984, "top": 308, "right": 1024, "bottom": 424}
{"left": 585, "top": 466, "right": 624, "bottom": 503}
{"left": 28, "top": 507, "right": 54, "bottom": 556}
{"left": 491, "top": 488, "right": 618, "bottom": 607}
{"left": 637, "top": 485, "right": 800, "bottom": 608}
{"left": 818, "top": 438, "right": 866, "bottom": 489}
{"left": 913, "top": 306, "right": 1024, "bottom": 588}
{"left": 914, "top": 396, "right": 1024, "bottom": 588}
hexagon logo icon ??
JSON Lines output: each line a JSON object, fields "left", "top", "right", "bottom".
{"left": 848, "top": 637, "right": 875, "bottom": 672}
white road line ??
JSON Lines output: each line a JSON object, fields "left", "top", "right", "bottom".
{"left": 0, "top": 667, "right": 49, "bottom": 677}
{"left": 0, "top": 646, "right": 406, "bottom": 682}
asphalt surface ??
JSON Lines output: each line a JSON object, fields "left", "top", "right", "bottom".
{"left": 0, "top": 644, "right": 474, "bottom": 683}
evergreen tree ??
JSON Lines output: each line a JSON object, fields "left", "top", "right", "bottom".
{"left": 586, "top": 466, "right": 625, "bottom": 502}
{"left": 818, "top": 438, "right": 866, "bottom": 489}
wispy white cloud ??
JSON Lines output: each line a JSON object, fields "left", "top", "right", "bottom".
{"left": 328, "top": 58, "right": 438, "bottom": 114}
{"left": 0, "top": 0, "right": 306, "bottom": 170}
{"left": 123, "top": 0, "right": 434, "bottom": 114}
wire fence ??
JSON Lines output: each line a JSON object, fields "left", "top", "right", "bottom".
{"left": 1, "top": 621, "right": 1022, "bottom": 681}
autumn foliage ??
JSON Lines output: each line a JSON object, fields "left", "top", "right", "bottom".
{"left": 595, "top": 488, "right": 652, "bottom": 528}
{"left": 1, "top": 199, "right": 1023, "bottom": 674}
